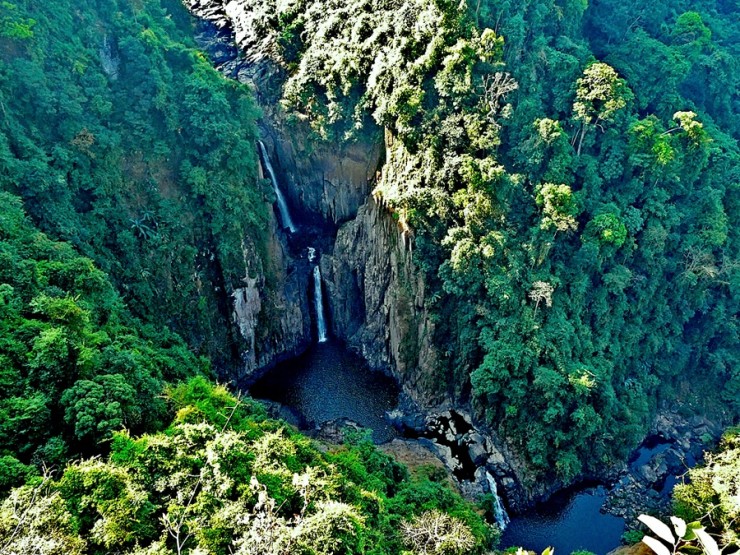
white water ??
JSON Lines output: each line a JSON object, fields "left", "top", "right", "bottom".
{"left": 257, "top": 140, "right": 297, "bottom": 233}
{"left": 313, "top": 265, "right": 328, "bottom": 342}
{"left": 486, "top": 471, "right": 510, "bottom": 531}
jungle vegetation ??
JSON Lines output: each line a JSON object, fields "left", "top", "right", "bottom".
{"left": 0, "top": 378, "right": 492, "bottom": 554}
{"left": 0, "top": 0, "right": 495, "bottom": 553}
{"left": 0, "top": 0, "right": 272, "bottom": 367}
{"left": 0, "top": 0, "right": 737, "bottom": 552}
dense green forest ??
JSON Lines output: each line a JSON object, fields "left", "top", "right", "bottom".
{"left": 0, "top": 0, "right": 280, "bottom": 493}
{"left": 234, "top": 0, "right": 739, "bottom": 481}
{"left": 0, "top": 193, "right": 204, "bottom": 487}
{"left": 0, "top": 379, "right": 492, "bottom": 554}
{"left": 0, "top": 0, "right": 272, "bottom": 365}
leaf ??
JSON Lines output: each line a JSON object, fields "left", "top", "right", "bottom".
{"left": 642, "top": 535, "right": 672, "bottom": 555}
{"left": 639, "top": 515, "right": 676, "bottom": 545}
{"left": 541, "top": 548, "right": 555, "bottom": 555}
{"left": 670, "top": 516, "right": 687, "bottom": 539}
{"left": 694, "top": 528, "right": 720, "bottom": 555}
{"left": 684, "top": 521, "right": 703, "bottom": 541}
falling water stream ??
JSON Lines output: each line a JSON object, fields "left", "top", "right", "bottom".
{"left": 486, "top": 472, "right": 511, "bottom": 531}
{"left": 313, "top": 265, "right": 328, "bottom": 342}
{"left": 257, "top": 140, "right": 297, "bottom": 233}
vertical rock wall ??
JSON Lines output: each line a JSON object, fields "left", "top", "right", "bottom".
{"left": 229, "top": 199, "right": 311, "bottom": 382}
{"left": 265, "top": 127, "right": 381, "bottom": 226}
{"left": 322, "top": 198, "right": 447, "bottom": 407}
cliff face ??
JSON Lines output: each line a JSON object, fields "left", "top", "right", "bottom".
{"left": 323, "top": 195, "right": 445, "bottom": 407}
{"left": 261, "top": 126, "right": 381, "bottom": 226}
{"left": 186, "top": 1, "right": 403, "bottom": 383}
{"left": 230, "top": 207, "right": 311, "bottom": 382}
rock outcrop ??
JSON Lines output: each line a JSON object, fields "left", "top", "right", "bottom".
{"left": 230, "top": 204, "right": 311, "bottom": 382}
{"left": 322, "top": 198, "right": 446, "bottom": 406}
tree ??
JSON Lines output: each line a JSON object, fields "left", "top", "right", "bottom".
{"left": 61, "top": 375, "right": 139, "bottom": 443}
{"left": 536, "top": 183, "right": 578, "bottom": 234}
{"left": 529, "top": 281, "right": 555, "bottom": 316}
{"left": 585, "top": 213, "right": 628, "bottom": 249}
{"left": 401, "top": 510, "right": 476, "bottom": 555}
{"left": 0, "top": 474, "right": 86, "bottom": 555}
{"left": 573, "top": 62, "right": 632, "bottom": 155}
{"left": 671, "top": 12, "right": 712, "bottom": 49}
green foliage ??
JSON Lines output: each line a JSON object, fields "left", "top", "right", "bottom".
{"left": 574, "top": 62, "right": 632, "bottom": 126}
{"left": 638, "top": 513, "right": 732, "bottom": 555}
{"left": 0, "top": 0, "right": 270, "bottom": 365}
{"left": 585, "top": 213, "right": 628, "bottom": 248}
{"left": 622, "top": 529, "right": 646, "bottom": 544}
{"left": 0, "top": 378, "right": 493, "bottom": 554}
{"left": 672, "top": 12, "right": 712, "bottom": 48}
{"left": 0, "top": 455, "right": 35, "bottom": 493}
{"left": 0, "top": 192, "right": 204, "bottom": 465}
{"left": 672, "top": 429, "right": 740, "bottom": 546}
{"left": 0, "top": 2, "right": 35, "bottom": 39}
{"left": 536, "top": 183, "right": 579, "bottom": 233}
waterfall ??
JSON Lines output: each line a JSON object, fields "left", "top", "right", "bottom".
{"left": 313, "top": 265, "right": 328, "bottom": 343}
{"left": 486, "top": 471, "right": 510, "bottom": 531}
{"left": 257, "top": 140, "right": 297, "bottom": 233}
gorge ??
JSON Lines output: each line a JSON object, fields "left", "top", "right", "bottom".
{"left": 185, "top": 0, "right": 737, "bottom": 529}
{"left": 187, "top": 14, "right": 720, "bottom": 555}
{"left": 0, "top": 0, "right": 737, "bottom": 553}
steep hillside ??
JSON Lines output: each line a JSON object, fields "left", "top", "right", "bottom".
{"left": 0, "top": 0, "right": 276, "bottom": 369}
{"left": 0, "top": 191, "right": 205, "bottom": 489}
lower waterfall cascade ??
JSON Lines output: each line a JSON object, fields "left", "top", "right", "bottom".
{"left": 486, "top": 471, "right": 511, "bottom": 531}
{"left": 313, "top": 264, "right": 328, "bottom": 343}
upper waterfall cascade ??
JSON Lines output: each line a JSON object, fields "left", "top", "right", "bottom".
{"left": 313, "top": 264, "right": 328, "bottom": 343}
{"left": 257, "top": 140, "right": 297, "bottom": 233}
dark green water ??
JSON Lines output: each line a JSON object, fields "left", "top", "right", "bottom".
{"left": 501, "top": 485, "right": 625, "bottom": 555}
{"left": 249, "top": 340, "right": 400, "bottom": 442}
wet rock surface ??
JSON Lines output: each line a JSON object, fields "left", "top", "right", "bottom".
{"left": 602, "top": 411, "right": 723, "bottom": 523}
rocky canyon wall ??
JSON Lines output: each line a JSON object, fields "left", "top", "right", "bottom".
{"left": 185, "top": 1, "right": 440, "bottom": 393}
{"left": 182, "top": 0, "right": 537, "bottom": 512}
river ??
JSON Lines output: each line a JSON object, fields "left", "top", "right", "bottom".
{"left": 249, "top": 345, "right": 698, "bottom": 555}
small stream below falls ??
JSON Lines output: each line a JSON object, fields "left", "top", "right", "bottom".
{"left": 249, "top": 340, "right": 400, "bottom": 442}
